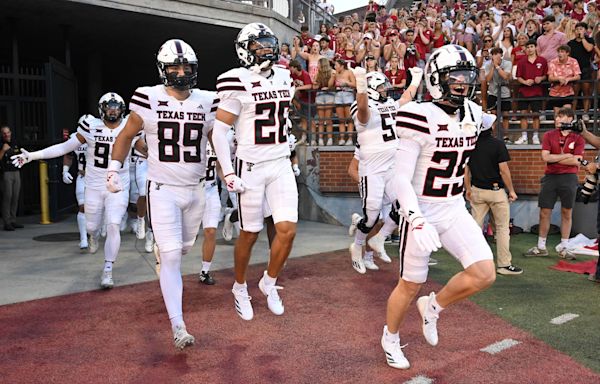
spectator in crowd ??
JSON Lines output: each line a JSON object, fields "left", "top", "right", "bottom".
{"left": 524, "top": 107, "right": 584, "bottom": 259}
{"left": 314, "top": 57, "right": 335, "bottom": 146}
{"left": 384, "top": 55, "right": 407, "bottom": 100}
{"left": 537, "top": 16, "right": 568, "bottom": 62}
{"left": 319, "top": 35, "right": 335, "bottom": 62}
{"left": 547, "top": 45, "right": 581, "bottom": 115}
{"left": 463, "top": 15, "right": 478, "bottom": 54}
{"left": 485, "top": 47, "right": 513, "bottom": 134}
{"left": 477, "top": 11, "right": 495, "bottom": 38}
{"left": 364, "top": 54, "right": 380, "bottom": 72}
{"left": 278, "top": 43, "right": 291, "bottom": 67}
{"left": 430, "top": 19, "right": 451, "bottom": 50}
{"left": 570, "top": 0, "right": 586, "bottom": 21}
{"left": 490, "top": 0, "right": 505, "bottom": 24}
{"left": 295, "top": 39, "right": 323, "bottom": 83}
{"left": 568, "top": 22, "right": 597, "bottom": 121}
{"left": 289, "top": 60, "right": 313, "bottom": 145}
{"left": 377, "top": 5, "right": 389, "bottom": 24}
{"left": 515, "top": 39, "right": 547, "bottom": 145}
{"left": 512, "top": 33, "right": 529, "bottom": 64}
{"left": 525, "top": 18, "right": 541, "bottom": 42}
{"left": 329, "top": 59, "right": 356, "bottom": 146}
{"left": 0, "top": 126, "right": 23, "bottom": 231}
{"left": 453, "top": 11, "right": 466, "bottom": 47}
{"left": 465, "top": 116, "right": 523, "bottom": 275}
{"left": 339, "top": 41, "right": 358, "bottom": 68}
{"left": 318, "top": 0, "right": 334, "bottom": 16}
{"left": 477, "top": 36, "right": 495, "bottom": 69}
{"left": 300, "top": 25, "right": 313, "bottom": 46}
{"left": 583, "top": 2, "right": 598, "bottom": 27}
{"left": 351, "top": 21, "right": 363, "bottom": 43}
{"left": 498, "top": 27, "right": 516, "bottom": 61}
{"left": 413, "top": 19, "right": 431, "bottom": 65}
{"left": 404, "top": 29, "right": 421, "bottom": 70}
{"left": 551, "top": 2, "right": 566, "bottom": 26}
{"left": 383, "top": 29, "right": 406, "bottom": 62}
{"left": 291, "top": 36, "right": 307, "bottom": 70}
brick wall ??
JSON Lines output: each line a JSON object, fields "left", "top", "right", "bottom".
{"left": 318, "top": 147, "right": 598, "bottom": 195}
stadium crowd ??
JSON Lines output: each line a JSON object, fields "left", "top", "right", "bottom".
{"left": 284, "top": 0, "right": 600, "bottom": 145}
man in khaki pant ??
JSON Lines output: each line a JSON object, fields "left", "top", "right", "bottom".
{"left": 465, "top": 118, "right": 523, "bottom": 275}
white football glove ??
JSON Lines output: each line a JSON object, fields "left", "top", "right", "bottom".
{"left": 352, "top": 66, "right": 368, "bottom": 94}
{"left": 62, "top": 166, "right": 73, "bottom": 184}
{"left": 106, "top": 160, "right": 123, "bottom": 193}
{"left": 10, "top": 149, "right": 34, "bottom": 169}
{"left": 408, "top": 213, "right": 441, "bottom": 253}
{"left": 292, "top": 163, "right": 301, "bottom": 177}
{"left": 408, "top": 67, "right": 424, "bottom": 88}
{"left": 224, "top": 173, "right": 247, "bottom": 193}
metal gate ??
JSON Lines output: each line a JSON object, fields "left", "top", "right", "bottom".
{"left": 0, "top": 58, "right": 78, "bottom": 220}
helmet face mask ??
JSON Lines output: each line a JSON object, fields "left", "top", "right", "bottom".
{"left": 236, "top": 23, "right": 280, "bottom": 69}
{"left": 98, "top": 93, "right": 125, "bottom": 123}
{"left": 366, "top": 72, "right": 392, "bottom": 102}
{"left": 156, "top": 39, "right": 198, "bottom": 90}
{"left": 425, "top": 45, "right": 479, "bottom": 105}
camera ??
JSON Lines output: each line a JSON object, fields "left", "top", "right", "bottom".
{"left": 406, "top": 45, "right": 417, "bottom": 55}
{"left": 579, "top": 156, "right": 598, "bottom": 204}
{"left": 560, "top": 119, "right": 585, "bottom": 133}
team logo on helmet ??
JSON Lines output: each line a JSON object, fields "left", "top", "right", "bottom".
{"left": 425, "top": 44, "right": 479, "bottom": 104}
{"left": 97, "top": 93, "right": 125, "bottom": 123}
{"left": 235, "top": 23, "right": 280, "bottom": 70}
{"left": 156, "top": 39, "right": 198, "bottom": 90}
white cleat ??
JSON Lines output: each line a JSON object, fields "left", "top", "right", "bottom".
{"left": 173, "top": 324, "right": 195, "bottom": 350}
{"left": 232, "top": 286, "right": 254, "bottom": 321}
{"left": 79, "top": 240, "right": 89, "bottom": 251}
{"left": 100, "top": 270, "right": 114, "bottom": 289}
{"left": 377, "top": 250, "right": 392, "bottom": 263}
{"left": 367, "top": 232, "right": 387, "bottom": 254}
{"left": 381, "top": 326, "right": 410, "bottom": 369}
{"left": 258, "top": 275, "right": 285, "bottom": 316}
{"left": 136, "top": 217, "right": 146, "bottom": 240}
{"left": 416, "top": 292, "right": 439, "bottom": 346}
{"left": 364, "top": 257, "right": 379, "bottom": 270}
{"left": 145, "top": 230, "right": 154, "bottom": 253}
{"left": 89, "top": 236, "right": 99, "bottom": 254}
{"left": 349, "top": 243, "right": 366, "bottom": 274}
{"left": 348, "top": 213, "right": 362, "bottom": 236}
{"left": 222, "top": 210, "right": 234, "bottom": 241}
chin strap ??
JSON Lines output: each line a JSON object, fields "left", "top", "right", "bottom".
{"left": 250, "top": 60, "right": 272, "bottom": 74}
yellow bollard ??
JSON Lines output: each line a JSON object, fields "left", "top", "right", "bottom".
{"left": 39, "top": 161, "right": 51, "bottom": 224}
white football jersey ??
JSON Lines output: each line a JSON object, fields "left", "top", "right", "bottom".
{"left": 129, "top": 85, "right": 217, "bottom": 186}
{"left": 69, "top": 132, "right": 88, "bottom": 173}
{"left": 351, "top": 97, "right": 400, "bottom": 175}
{"left": 77, "top": 116, "right": 135, "bottom": 190}
{"left": 205, "top": 141, "right": 218, "bottom": 188}
{"left": 396, "top": 100, "right": 483, "bottom": 203}
{"left": 216, "top": 65, "right": 294, "bottom": 163}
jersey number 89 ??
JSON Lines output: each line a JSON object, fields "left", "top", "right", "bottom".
{"left": 157, "top": 122, "right": 203, "bottom": 163}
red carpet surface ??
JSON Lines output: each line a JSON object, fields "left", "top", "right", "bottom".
{"left": 549, "top": 259, "right": 598, "bottom": 275}
{"left": 1, "top": 250, "right": 599, "bottom": 384}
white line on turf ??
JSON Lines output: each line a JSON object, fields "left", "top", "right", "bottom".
{"left": 480, "top": 338, "right": 521, "bottom": 355}
{"left": 404, "top": 375, "right": 434, "bottom": 384}
{"left": 550, "top": 313, "right": 580, "bottom": 325}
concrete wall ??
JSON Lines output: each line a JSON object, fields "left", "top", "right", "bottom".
{"left": 66, "top": 0, "right": 300, "bottom": 45}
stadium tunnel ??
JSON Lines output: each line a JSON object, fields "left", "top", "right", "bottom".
{"left": 1, "top": 0, "right": 299, "bottom": 217}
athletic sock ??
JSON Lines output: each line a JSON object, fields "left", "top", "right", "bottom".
{"left": 364, "top": 250, "right": 374, "bottom": 262}
{"left": 262, "top": 270, "right": 277, "bottom": 286}
{"left": 379, "top": 217, "right": 397, "bottom": 237}
{"left": 354, "top": 231, "right": 367, "bottom": 246}
{"left": 103, "top": 261, "right": 113, "bottom": 272}
{"left": 560, "top": 238, "right": 569, "bottom": 249}
{"left": 384, "top": 326, "right": 399, "bottom": 343}
{"left": 201, "top": 261, "right": 212, "bottom": 274}
{"left": 430, "top": 294, "right": 444, "bottom": 315}
{"left": 77, "top": 212, "right": 87, "bottom": 243}
{"left": 170, "top": 315, "right": 185, "bottom": 331}
{"left": 233, "top": 281, "right": 247, "bottom": 292}
{"left": 537, "top": 237, "right": 547, "bottom": 250}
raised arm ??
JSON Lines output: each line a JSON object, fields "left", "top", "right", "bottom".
{"left": 11, "top": 133, "right": 84, "bottom": 168}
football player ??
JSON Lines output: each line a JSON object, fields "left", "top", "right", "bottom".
{"left": 349, "top": 66, "right": 423, "bottom": 274}
{"left": 12, "top": 94, "right": 143, "bottom": 289}
{"left": 107, "top": 39, "right": 217, "bottom": 350}
{"left": 198, "top": 140, "right": 219, "bottom": 285}
{"left": 380, "top": 45, "right": 496, "bottom": 369}
{"left": 62, "top": 114, "right": 92, "bottom": 251}
{"left": 211, "top": 23, "right": 297, "bottom": 321}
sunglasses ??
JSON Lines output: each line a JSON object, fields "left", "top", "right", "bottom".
{"left": 484, "top": 39, "right": 493, "bottom": 42}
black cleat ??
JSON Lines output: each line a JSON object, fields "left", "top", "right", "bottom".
{"left": 199, "top": 271, "right": 215, "bottom": 285}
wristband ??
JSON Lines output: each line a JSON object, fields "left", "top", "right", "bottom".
{"left": 107, "top": 160, "right": 122, "bottom": 172}
{"left": 63, "top": 165, "right": 70, "bottom": 173}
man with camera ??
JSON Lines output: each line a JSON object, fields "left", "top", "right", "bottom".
{"left": 578, "top": 123, "right": 600, "bottom": 282}
{"left": 524, "top": 108, "right": 585, "bottom": 259}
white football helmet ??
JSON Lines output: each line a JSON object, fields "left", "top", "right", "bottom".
{"left": 156, "top": 39, "right": 198, "bottom": 90}
{"left": 425, "top": 44, "right": 478, "bottom": 104}
{"left": 366, "top": 72, "right": 392, "bottom": 102}
{"left": 236, "top": 23, "right": 279, "bottom": 70}
{"left": 98, "top": 92, "right": 125, "bottom": 123}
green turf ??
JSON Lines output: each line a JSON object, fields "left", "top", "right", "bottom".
{"left": 415, "top": 233, "right": 600, "bottom": 372}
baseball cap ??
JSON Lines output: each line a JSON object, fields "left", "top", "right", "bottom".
{"left": 366, "top": 54, "right": 376, "bottom": 60}
{"left": 364, "top": 32, "right": 374, "bottom": 40}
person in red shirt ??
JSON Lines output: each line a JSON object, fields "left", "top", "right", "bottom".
{"left": 289, "top": 59, "right": 314, "bottom": 144}
{"left": 384, "top": 55, "right": 406, "bottom": 100}
{"left": 524, "top": 107, "right": 585, "bottom": 258}
{"left": 413, "top": 20, "right": 431, "bottom": 66}
{"left": 570, "top": 0, "right": 586, "bottom": 20}
{"left": 515, "top": 40, "right": 548, "bottom": 144}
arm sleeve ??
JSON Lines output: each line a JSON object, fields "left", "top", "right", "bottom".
{"left": 212, "top": 120, "right": 235, "bottom": 176}
{"left": 394, "top": 138, "right": 424, "bottom": 218}
{"left": 37, "top": 135, "right": 83, "bottom": 160}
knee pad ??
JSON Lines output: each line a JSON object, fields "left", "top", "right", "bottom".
{"left": 357, "top": 218, "right": 374, "bottom": 235}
